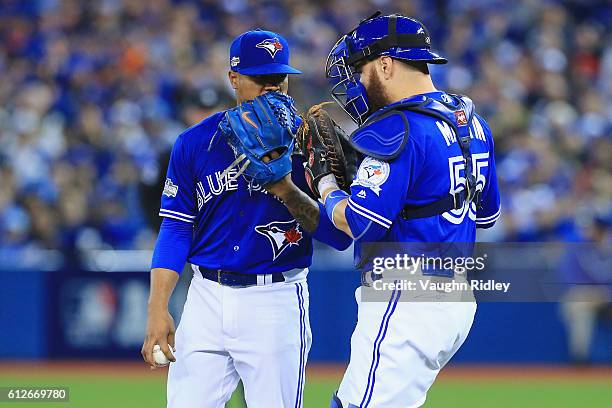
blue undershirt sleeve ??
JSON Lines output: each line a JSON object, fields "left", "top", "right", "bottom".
{"left": 151, "top": 218, "right": 193, "bottom": 274}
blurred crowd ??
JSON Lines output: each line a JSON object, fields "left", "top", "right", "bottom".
{"left": 0, "top": 0, "right": 610, "bottom": 255}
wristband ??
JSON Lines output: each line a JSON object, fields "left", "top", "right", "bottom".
{"left": 318, "top": 174, "right": 339, "bottom": 197}
{"left": 324, "top": 189, "right": 349, "bottom": 227}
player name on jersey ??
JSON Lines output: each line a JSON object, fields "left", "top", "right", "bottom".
{"left": 436, "top": 116, "right": 487, "bottom": 147}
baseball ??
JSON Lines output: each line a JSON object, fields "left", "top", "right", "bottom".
{"left": 152, "top": 344, "right": 173, "bottom": 366}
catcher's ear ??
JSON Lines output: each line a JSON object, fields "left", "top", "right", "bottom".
{"left": 379, "top": 56, "right": 393, "bottom": 80}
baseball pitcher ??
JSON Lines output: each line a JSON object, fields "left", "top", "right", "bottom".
{"left": 266, "top": 13, "right": 501, "bottom": 408}
{"left": 141, "top": 29, "right": 351, "bottom": 408}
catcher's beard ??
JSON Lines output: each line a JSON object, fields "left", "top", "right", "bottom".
{"left": 365, "top": 69, "right": 392, "bottom": 115}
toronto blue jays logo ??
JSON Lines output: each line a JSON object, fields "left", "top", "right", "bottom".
{"left": 352, "top": 157, "right": 390, "bottom": 196}
{"left": 256, "top": 38, "right": 283, "bottom": 58}
{"left": 255, "top": 220, "right": 302, "bottom": 260}
{"left": 363, "top": 163, "right": 383, "bottom": 178}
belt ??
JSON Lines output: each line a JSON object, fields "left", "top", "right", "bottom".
{"left": 197, "top": 267, "right": 285, "bottom": 288}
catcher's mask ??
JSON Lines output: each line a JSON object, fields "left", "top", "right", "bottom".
{"left": 326, "top": 12, "right": 447, "bottom": 125}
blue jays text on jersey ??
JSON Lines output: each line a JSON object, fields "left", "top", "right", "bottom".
{"left": 159, "top": 111, "right": 314, "bottom": 275}
{"left": 343, "top": 91, "right": 501, "bottom": 268}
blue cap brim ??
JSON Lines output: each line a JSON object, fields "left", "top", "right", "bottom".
{"left": 238, "top": 63, "right": 302, "bottom": 75}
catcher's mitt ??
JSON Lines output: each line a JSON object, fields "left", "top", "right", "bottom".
{"left": 296, "top": 103, "right": 359, "bottom": 198}
{"left": 218, "top": 92, "right": 299, "bottom": 186}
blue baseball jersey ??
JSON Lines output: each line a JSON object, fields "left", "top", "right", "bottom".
{"left": 345, "top": 92, "right": 501, "bottom": 266}
{"left": 159, "top": 111, "right": 313, "bottom": 274}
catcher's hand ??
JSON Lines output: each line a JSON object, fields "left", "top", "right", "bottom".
{"left": 296, "top": 103, "right": 358, "bottom": 198}
{"left": 218, "top": 92, "right": 299, "bottom": 186}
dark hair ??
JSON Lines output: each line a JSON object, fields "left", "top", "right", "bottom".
{"left": 251, "top": 74, "right": 288, "bottom": 86}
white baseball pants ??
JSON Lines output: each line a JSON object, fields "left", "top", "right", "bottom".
{"left": 336, "top": 286, "right": 476, "bottom": 408}
{"left": 167, "top": 268, "right": 311, "bottom": 408}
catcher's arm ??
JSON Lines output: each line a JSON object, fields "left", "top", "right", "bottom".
{"left": 320, "top": 180, "right": 351, "bottom": 236}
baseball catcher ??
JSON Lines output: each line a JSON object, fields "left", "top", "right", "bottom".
{"left": 263, "top": 12, "right": 502, "bottom": 408}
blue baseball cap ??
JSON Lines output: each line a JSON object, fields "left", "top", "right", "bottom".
{"left": 229, "top": 29, "right": 302, "bottom": 75}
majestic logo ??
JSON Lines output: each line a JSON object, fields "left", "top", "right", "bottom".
{"left": 352, "top": 157, "right": 390, "bottom": 196}
{"left": 455, "top": 110, "right": 468, "bottom": 126}
{"left": 256, "top": 38, "right": 283, "bottom": 58}
{"left": 163, "top": 178, "right": 178, "bottom": 197}
{"left": 241, "top": 110, "right": 258, "bottom": 129}
{"left": 255, "top": 220, "right": 303, "bottom": 260}
{"left": 230, "top": 56, "right": 240, "bottom": 67}
{"left": 356, "top": 190, "right": 366, "bottom": 199}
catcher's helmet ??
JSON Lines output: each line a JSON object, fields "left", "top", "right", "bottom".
{"left": 326, "top": 12, "right": 447, "bottom": 124}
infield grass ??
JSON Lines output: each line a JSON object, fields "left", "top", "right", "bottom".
{"left": 1, "top": 367, "right": 611, "bottom": 407}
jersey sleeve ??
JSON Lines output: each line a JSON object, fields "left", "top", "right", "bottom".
{"left": 475, "top": 116, "right": 501, "bottom": 228}
{"left": 345, "top": 145, "right": 418, "bottom": 241}
{"left": 158, "top": 134, "right": 197, "bottom": 224}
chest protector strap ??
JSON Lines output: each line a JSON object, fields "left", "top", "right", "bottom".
{"left": 350, "top": 94, "right": 482, "bottom": 220}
